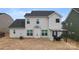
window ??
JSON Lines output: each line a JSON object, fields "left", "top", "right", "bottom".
{"left": 70, "top": 22, "right": 72, "bottom": 26}
{"left": 41, "top": 30, "right": 48, "bottom": 36}
{"left": 66, "top": 23, "right": 68, "bottom": 26}
{"left": 27, "top": 30, "right": 33, "bottom": 36}
{"left": 36, "top": 19, "right": 39, "bottom": 24}
{"left": 13, "top": 30, "right": 15, "bottom": 34}
{"left": 56, "top": 19, "right": 60, "bottom": 23}
{"left": 27, "top": 19, "right": 30, "bottom": 24}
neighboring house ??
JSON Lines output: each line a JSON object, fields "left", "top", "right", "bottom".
{"left": 0, "top": 13, "right": 13, "bottom": 33}
{"left": 63, "top": 8, "right": 79, "bottom": 41}
{"left": 9, "top": 11, "right": 62, "bottom": 40}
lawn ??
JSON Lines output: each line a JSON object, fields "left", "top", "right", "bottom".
{"left": 0, "top": 34, "right": 78, "bottom": 50}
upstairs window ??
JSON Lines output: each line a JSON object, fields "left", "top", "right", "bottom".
{"left": 13, "top": 30, "right": 15, "bottom": 34}
{"left": 70, "top": 22, "right": 72, "bottom": 26}
{"left": 36, "top": 19, "right": 39, "bottom": 24}
{"left": 66, "top": 23, "right": 68, "bottom": 26}
{"left": 56, "top": 19, "right": 60, "bottom": 23}
{"left": 27, "top": 19, "right": 30, "bottom": 24}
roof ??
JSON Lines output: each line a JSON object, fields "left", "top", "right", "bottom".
{"left": 24, "top": 11, "right": 54, "bottom": 17}
{"left": 73, "top": 8, "right": 79, "bottom": 13}
{"left": 73, "top": 8, "right": 79, "bottom": 11}
{"left": 0, "top": 13, "right": 5, "bottom": 15}
{"left": 9, "top": 19, "right": 25, "bottom": 28}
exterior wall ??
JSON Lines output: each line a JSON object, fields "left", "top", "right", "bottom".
{"left": 9, "top": 16, "right": 49, "bottom": 38}
{"left": 48, "top": 13, "right": 62, "bottom": 30}
{"left": 64, "top": 9, "right": 79, "bottom": 32}
{"left": 63, "top": 9, "right": 79, "bottom": 40}
{"left": 9, "top": 13, "right": 62, "bottom": 40}
{"left": 25, "top": 16, "right": 49, "bottom": 38}
{"left": 48, "top": 13, "right": 62, "bottom": 40}
{"left": 0, "top": 14, "right": 13, "bottom": 33}
{"left": 9, "top": 28, "right": 26, "bottom": 38}
{"left": 25, "top": 16, "right": 49, "bottom": 29}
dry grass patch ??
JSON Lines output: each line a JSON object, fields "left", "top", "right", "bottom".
{"left": 0, "top": 35, "right": 78, "bottom": 50}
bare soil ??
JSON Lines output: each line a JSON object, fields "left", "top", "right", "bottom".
{"left": 0, "top": 34, "right": 78, "bottom": 50}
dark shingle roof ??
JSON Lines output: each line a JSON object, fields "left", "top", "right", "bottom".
{"left": 73, "top": 8, "right": 79, "bottom": 12}
{"left": 0, "top": 13, "right": 5, "bottom": 15}
{"left": 9, "top": 19, "right": 25, "bottom": 28}
{"left": 24, "top": 11, "right": 54, "bottom": 17}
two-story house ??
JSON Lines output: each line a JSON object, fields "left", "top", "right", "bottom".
{"left": 9, "top": 11, "right": 62, "bottom": 40}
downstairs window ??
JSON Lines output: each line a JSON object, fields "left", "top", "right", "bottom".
{"left": 41, "top": 30, "right": 48, "bottom": 36}
{"left": 27, "top": 30, "right": 33, "bottom": 36}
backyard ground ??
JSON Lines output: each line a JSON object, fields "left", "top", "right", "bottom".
{"left": 0, "top": 34, "right": 79, "bottom": 50}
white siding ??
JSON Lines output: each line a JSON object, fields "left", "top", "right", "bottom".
{"left": 48, "top": 13, "right": 62, "bottom": 30}
{"left": 9, "top": 12, "right": 62, "bottom": 40}
{"left": 25, "top": 16, "right": 49, "bottom": 38}
{"left": 9, "top": 28, "right": 26, "bottom": 38}
{"left": 48, "top": 13, "right": 62, "bottom": 39}
{"left": 25, "top": 17, "right": 49, "bottom": 29}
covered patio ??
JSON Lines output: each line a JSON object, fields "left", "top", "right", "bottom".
{"left": 51, "top": 29, "right": 68, "bottom": 42}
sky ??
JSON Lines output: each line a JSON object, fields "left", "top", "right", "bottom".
{"left": 0, "top": 8, "right": 71, "bottom": 22}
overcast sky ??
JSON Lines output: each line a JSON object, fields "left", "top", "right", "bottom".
{"left": 0, "top": 8, "right": 71, "bottom": 21}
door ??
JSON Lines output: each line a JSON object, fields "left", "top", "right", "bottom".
{"left": 34, "top": 28, "right": 40, "bottom": 38}
{"left": 52, "top": 31, "right": 58, "bottom": 38}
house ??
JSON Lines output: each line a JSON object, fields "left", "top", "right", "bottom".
{"left": 0, "top": 13, "right": 13, "bottom": 33}
{"left": 63, "top": 8, "right": 79, "bottom": 41}
{"left": 9, "top": 11, "right": 63, "bottom": 40}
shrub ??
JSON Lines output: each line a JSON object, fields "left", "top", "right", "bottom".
{"left": 19, "top": 36, "right": 23, "bottom": 40}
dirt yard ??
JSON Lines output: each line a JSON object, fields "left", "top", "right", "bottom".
{"left": 0, "top": 34, "right": 79, "bottom": 50}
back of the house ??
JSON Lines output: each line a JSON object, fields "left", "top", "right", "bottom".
{"left": 9, "top": 11, "right": 62, "bottom": 40}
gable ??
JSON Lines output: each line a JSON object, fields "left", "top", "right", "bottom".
{"left": 73, "top": 8, "right": 79, "bottom": 13}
